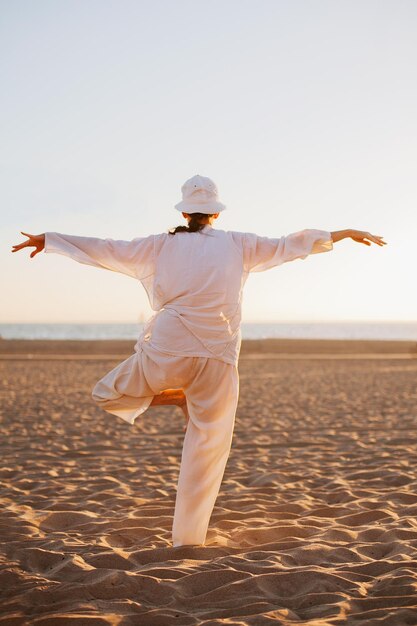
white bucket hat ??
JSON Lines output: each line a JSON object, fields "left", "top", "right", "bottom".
{"left": 174, "top": 174, "right": 227, "bottom": 214}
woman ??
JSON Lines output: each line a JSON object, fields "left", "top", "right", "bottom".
{"left": 11, "top": 174, "right": 387, "bottom": 547}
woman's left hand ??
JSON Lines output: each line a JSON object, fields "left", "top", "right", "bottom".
{"left": 12, "top": 232, "right": 45, "bottom": 258}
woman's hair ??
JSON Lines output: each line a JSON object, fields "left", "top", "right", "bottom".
{"left": 168, "top": 212, "right": 214, "bottom": 235}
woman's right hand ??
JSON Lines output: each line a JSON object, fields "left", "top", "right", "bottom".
{"left": 11, "top": 232, "right": 45, "bottom": 258}
{"left": 348, "top": 230, "right": 387, "bottom": 247}
{"left": 331, "top": 230, "right": 388, "bottom": 246}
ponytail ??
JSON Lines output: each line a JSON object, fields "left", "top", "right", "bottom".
{"left": 168, "top": 212, "right": 214, "bottom": 236}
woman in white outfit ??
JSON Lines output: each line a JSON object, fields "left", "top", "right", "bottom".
{"left": 12, "top": 174, "right": 387, "bottom": 548}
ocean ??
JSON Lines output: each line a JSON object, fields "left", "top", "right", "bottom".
{"left": 1, "top": 322, "right": 416, "bottom": 341}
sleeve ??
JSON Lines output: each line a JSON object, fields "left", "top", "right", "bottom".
{"left": 43, "top": 232, "right": 156, "bottom": 280}
{"left": 243, "top": 229, "right": 333, "bottom": 273}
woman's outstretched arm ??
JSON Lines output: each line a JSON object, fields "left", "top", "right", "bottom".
{"left": 11, "top": 230, "right": 156, "bottom": 280}
{"left": 241, "top": 228, "right": 387, "bottom": 273}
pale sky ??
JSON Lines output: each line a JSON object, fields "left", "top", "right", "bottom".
{"left": 1, "top": 0, "right": 416, "bottom": 323}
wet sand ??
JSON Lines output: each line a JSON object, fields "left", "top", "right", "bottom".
{"left": 1, "top": 337, "right": 416, "bottom": 356}
{"left": 1, "top": 339, "right": 417, "bottom": 624}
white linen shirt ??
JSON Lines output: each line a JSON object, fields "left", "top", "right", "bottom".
{"left": 44, "top": 226, "right": 333, "bottom": 365}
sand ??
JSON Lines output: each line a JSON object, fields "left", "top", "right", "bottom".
{"left": 1, "top": 339, "right": 417, "bottom": 625}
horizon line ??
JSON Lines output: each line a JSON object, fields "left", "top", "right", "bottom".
{"left": 1, "top": 320, "right": 416, "bottom": 325}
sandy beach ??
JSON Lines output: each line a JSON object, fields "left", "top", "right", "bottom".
{"left": 1, "top": 338, "right": 417, "bottom": 625}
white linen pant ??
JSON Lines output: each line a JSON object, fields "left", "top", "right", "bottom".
{"left": 91, "top": 342, "right": 239, "bottom": 547}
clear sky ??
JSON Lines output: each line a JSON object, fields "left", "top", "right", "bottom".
{"left": 1, "top": 0, "right": 416, "bottom": 323}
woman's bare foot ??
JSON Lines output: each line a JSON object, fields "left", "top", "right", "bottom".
{"left": 150, "top": 388, "right": 189, "bottom": 431}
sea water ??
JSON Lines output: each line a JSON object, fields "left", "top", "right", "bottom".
{"left": 1, "top": 322, "right": 416, "bottom": 341}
